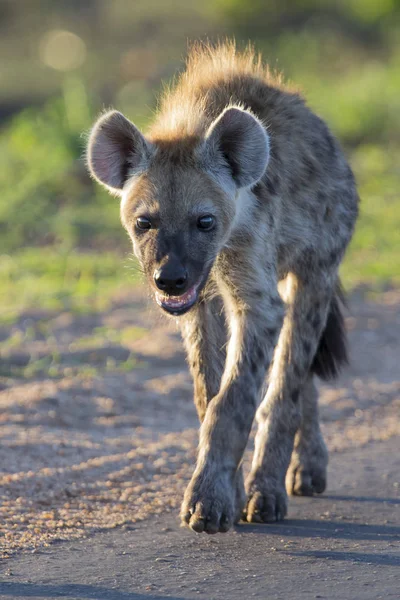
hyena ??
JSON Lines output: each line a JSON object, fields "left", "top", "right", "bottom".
{"left": 87, "top": 42, "right": 358, "bottom": 534}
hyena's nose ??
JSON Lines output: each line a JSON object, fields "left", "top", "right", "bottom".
{"left": 154, "top": 264, "right": 188, "bottom": 296}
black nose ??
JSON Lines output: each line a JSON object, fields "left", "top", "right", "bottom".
{"left": 154, "top": 264, "right": 188, "bottom": 295}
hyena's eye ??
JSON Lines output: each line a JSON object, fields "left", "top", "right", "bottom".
{"left": 136, "top": 216, "right": 152, "bottom": 231}
{"left": 197, "top": 215, "right": 215, "bottom": 231}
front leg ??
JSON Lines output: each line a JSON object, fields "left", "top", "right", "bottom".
{"left": 245, "top": 273, "right": 333, "bottom": 523}
{"left": 181, "top": 295, "right": 227, "bottom": 423}
{"left": 181, "top": 271, "right": 284, "bottom": 533}
{"left": 181, "top": 295, "right": 247, "bottom": 525}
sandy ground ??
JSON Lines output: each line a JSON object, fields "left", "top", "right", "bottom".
{"left": 0, "top": 438, "right": 398, "bottom": 599}
{"left": 0, "top": 287, "right": 399, "bottom": 564}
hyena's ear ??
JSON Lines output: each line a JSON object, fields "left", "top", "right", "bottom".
{"left": 204, "top": 107, "right": 270, "bottom": 188}
{"left": 87, "top": 110, "right": 153, "bottom": 195}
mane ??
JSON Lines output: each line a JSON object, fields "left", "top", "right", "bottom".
{"left": 148, "top": 40, "right": 297, "bottom": 142}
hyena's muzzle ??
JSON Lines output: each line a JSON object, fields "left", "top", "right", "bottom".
{"left": 152, "top": 253, "right": 213, "bottom": 316}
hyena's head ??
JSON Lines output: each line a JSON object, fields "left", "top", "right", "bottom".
{"left": 87, "top": 107, "right": 269, "bottom": 316}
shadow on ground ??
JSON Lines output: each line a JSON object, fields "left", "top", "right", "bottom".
{"left": 0, "top": 583, "right": 180, "bottom": 600}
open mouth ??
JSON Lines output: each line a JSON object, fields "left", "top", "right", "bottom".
{"left": 155, "top": 283, "right": 200, "bottom": 316}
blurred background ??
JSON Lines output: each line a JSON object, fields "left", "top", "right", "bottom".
{"left": 1, "top": 0, "right": 399, "bottom": 318}
{"left": 1, "top": 2, "right": 400, "bottom": 559}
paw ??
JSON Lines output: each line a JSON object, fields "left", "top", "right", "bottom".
{"left": 180, "top": 470, "right": 236, "bottom": 534}
{"left": 286, "top": 437, "right": 328, "bottom": 496}
{"left": 243, "top": 475, "right": 288, "bottom": 523}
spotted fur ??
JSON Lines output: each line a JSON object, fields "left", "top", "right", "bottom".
{"left": 87, "top": 41, "right": 359, "bottom": 534}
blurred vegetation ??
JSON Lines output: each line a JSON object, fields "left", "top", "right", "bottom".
{"left": 1, "top": 0, "right": 400, "bottom": 318}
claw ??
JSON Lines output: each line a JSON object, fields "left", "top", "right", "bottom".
{"left": 244, "top": 480, "right": 288, "bottom": 523}
{"left": 181, "top": 476, "right": 236, "bottom": 534}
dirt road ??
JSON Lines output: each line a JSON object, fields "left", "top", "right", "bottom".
{"left": 1, "top": 438, "right": 399, "bottom": 600}
{"left": 0, "top": 288, "right": 399, "bottom": 598}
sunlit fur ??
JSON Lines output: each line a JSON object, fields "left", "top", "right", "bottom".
{"left": 87, "top": 41, "right": 359, "bottom": 534}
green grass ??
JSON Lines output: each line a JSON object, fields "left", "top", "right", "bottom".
{"left": 0, "top": 249, "right": 142, "bottom": 322}
{"left": 0, "top": 250, "right": 147, "bottom": 380}
{"left": 340, "top": 144, "right": 400, "bottom": 289}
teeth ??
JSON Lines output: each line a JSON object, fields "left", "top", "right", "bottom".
{"left": 156, "top": 285, "right": 197, "bottom": 309}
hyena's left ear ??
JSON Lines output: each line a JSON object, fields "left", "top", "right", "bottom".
{"left": 87, "top": 110, "right": 153, "bottom": 196}
{"left": 203, "top": 107, "right": 270, "bottom": 188}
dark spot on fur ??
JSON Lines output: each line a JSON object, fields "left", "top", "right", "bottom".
{"left": 269, "top": 144, "right": 280, "bottom": 165}
{"left": 266, "top": 327, "right": 278, "bottom": 339}
{"left": 266, "top": 209, "right": 277, "bottom": 230}
{"left": 330, "top": 248, "right": 340, "bottom": 264}
{"left": 313, "top": 140, "right": 325, "bottom": 163}
{"left": 303, "top": 156, "right": 317, "bottom": 180}
{"left": 301, "top": 247, "right": 315, "bottom": 270}
{"left": 318, "top": 190, "right": 328, "bottom": 204}
{"left": 318, "top": 249, "right": 339, "bottom": 270}
{"left": 291, "top": 389, "right": 300, "bottom": 403}
{"left": 253, "top": 182, "right": 263, "bottom": 195}
{"left": 326, "top": 133, "right": 336, "bottom": 157}
{"left": 271, "top": 295, "right": 283, "bottom": 308}
{"left": 303, "top": 340, "right": 312, "bottom": 357}
{"left": 233, "top": 406, "right": 246, "bottom": 431}
{"left": 257, "top": 347, "right": 265, "bottom": 361}
{"left": 251, "top": 359, "right": 259, "bottom": 374}
{"left": 253, "top": 182, "right": 269, "bottom": 207}
{"left": 265, "top": 176, "right": 277, "bottom": 196}
{"left": 289, "top": 178, "right": 301, "bottom": 196}
{"left": 312, "top": 314, "right": 321, "bottom": 331}
{"left": 293, "top": 364, "right": 302, "bottom": 378}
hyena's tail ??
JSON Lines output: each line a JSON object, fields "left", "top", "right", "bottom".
{"left": 311, "top": 281, "right": 348, "bottom": 381}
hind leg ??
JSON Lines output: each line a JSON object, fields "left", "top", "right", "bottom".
{"left": 244, "top": 273, "right": 332, "bottom": 523}
{"left": 286, "top": 375, "right": 328, "bottom": 496}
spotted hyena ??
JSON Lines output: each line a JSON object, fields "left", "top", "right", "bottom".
{"left": 87, "top": 42, "right": 358, "bottom": 534}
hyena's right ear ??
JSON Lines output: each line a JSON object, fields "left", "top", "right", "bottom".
{"left": 87, "top": 110, "right": 153, "bottom": 196}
